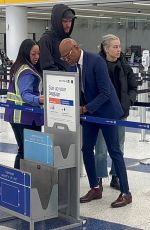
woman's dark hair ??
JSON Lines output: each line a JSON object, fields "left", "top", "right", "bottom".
{"left": 10, "top": 39, "right": 39, "bottom": 80}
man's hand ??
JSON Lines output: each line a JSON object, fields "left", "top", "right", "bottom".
{"left": 39, "top": 95, "right": 44, "bottom": 104}
{"left": 80, "top": 106, "right": 87, "bottom": 114}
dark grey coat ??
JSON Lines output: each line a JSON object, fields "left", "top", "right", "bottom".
{"left": 100, "top": 52, "right": 137, "bottom": 117}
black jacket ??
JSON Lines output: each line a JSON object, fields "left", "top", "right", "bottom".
{"left": 100, "top": 52, "right": 138, "bottom": 117}
{"left": 39, "top": 4, "right": 76, "bottom": 71}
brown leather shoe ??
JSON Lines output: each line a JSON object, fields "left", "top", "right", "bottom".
{"left": 111, "top": 193, "right": 132, "bottom": 208}
{"left": 80, "top": 188, "right": 102, "bottom": 203}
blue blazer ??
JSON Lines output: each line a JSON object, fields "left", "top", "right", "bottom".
{"left": 81, "top": 51, "right": 124, "bottom": 119}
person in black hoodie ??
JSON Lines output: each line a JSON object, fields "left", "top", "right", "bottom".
{"left": 95, "top": 34, "right": 137, "bottom": 190}
{"left": 39, "top": 4, "right": 76, "bottom": 71}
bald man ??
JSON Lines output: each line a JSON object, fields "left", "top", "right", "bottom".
{"left": 59, "top": 38, "right": 132, "bottom": 208}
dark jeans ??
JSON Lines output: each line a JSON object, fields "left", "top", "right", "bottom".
{"left": 11, "top": 121, "right": 41, "bottom": 169}
{"left": 82, "top": 122, "right": 129, "bottom": 194}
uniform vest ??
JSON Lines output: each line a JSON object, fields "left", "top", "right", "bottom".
{"left": 4, "top": 64, "right": 43, "bottom": 126}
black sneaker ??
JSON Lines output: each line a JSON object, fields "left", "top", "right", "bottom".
{"left": 110, "top": 176, "right": 120, "bottom": 190}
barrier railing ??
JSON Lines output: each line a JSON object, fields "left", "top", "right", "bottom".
{"left": 0, "top": 101, "right": 150, "bottom": 166}
{"left": 0, "top": 101, "right": 43, "bottom": 114}
{"left": 0, "top": 101, "right": 150, "bottom": 129}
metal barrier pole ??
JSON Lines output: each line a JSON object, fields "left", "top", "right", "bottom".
{"left": 138, "top": 72, "right": 142, "bottom": 118}
{"left": 140, "top": 50, "right": 150, "bottom": 164}
{"left": 140, "top": 77, "right": 148, "bottom": 142}
{"left": 139, "top": 74, "right": 150, "bottom": 164}
{"left": 80, "top": 126, "right": 86, "bottom": 177}
{"left": 140, "top": 50, "right": 149, "bottom": 142}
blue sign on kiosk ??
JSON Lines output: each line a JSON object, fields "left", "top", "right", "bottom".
{"left": 0, "top": 165, "right": 30, "bottom": 217}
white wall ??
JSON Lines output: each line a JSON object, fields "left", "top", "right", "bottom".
{"left": 28, "top": 19, "right": 48, "bottom": 41}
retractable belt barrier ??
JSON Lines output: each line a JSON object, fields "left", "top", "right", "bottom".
{"left": 135, "top": 72, "right": 150, "bottom": 78}
{"left": 0, "top": 79, "right": 9, "bottom": 83}
{"left": 0, "top": 101, "right": 150, "bottom": 130}
{"left": 0, "top": 90, "right": 7, "bottom": 95}
{"left": 80, "top": 115, "right": 150, "bottom": 130}
{"left": 137, "top": 89, "right": 150, "bottom": 94}
{"left": 134, "top": 101, "right": 150, "bottom": 107}
{"left": 135, "top": 73, "right": 150, "bottom": 86}
{"left": 0, "top": 102, "right": 43, "bottom": 114}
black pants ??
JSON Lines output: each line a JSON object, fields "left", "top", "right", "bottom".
{"left": 82, "top": 122, "right": 129, "bottom": 194}
{"left": 11, "top": 122, "right": 41, "bottom": 169}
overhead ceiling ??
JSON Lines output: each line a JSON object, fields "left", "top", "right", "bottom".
{"left": 28, "top": 0, "right": 150, "bottom": 19}
{"left": 29, "top": 1, "right": 150, "bottom": 21}
{"left": 1, "top": 1, "right": 150, "bottom": 20}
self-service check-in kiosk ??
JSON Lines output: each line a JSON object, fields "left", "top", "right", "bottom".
{"left": 0, "top": 71, "right": 82, "bottom": 229}
{"left": 43, "top": 70, "right": 81, "bottom": 228}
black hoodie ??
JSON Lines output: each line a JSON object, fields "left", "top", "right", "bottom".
{"left": 39, "top": 4, "right": 76, "bottom": 71}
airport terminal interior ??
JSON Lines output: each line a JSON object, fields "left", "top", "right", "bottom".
{"left": 0, "top": 0, "right": 150, "bottom": 229}
{"left": 0, "top": 102, "right": 150, "bottom": 229}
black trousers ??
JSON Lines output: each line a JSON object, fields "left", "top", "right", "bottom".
{"left": 82, "top": 122, "right": 129, "bottom": 194}
{"left": 11, "top": 122, "right": 41, "bottom": 169}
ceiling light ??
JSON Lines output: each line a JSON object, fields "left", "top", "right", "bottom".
{"left": 77, "top": 14, "right": 112, "bottom": 19}
{"left": 28, "top": 16, "right": 49, "bottom": 20}
{"left": 120, "top": 17, "right": 147, "bottom": 21}
{"left": 133, "top": 3, "right": 150, "bottom": 6}
{"left": 28, "top": 11, "right": 50, "bottom": 15}
{"left": 73, "top": 7, "right": 150, "bottom": 16}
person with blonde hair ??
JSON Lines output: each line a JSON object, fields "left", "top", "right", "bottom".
{"left": 95, "top": 34, "right": 137, "bottom": 190}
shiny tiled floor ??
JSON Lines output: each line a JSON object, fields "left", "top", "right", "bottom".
{"left": 0, "top": 100, "right": 150, "bottom": 230}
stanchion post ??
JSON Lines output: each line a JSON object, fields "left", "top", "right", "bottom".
{"left": 140, "top": 79, "right": 148, "bottom": 141}
{"left": 80, "top": 126, "right": 86, "bottom": 177}
{"left": 138, "top": 72, "right": 142, "bottom": 117}
{"left": 140, "top": 50, "right": 149, "bottom": 142}
{"left": 140, "top": 50, "right": 150, "bottom": 165}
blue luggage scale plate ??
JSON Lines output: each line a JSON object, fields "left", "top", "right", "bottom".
{"left": 24, "top": 130, "right": 54, "bottom": 166}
